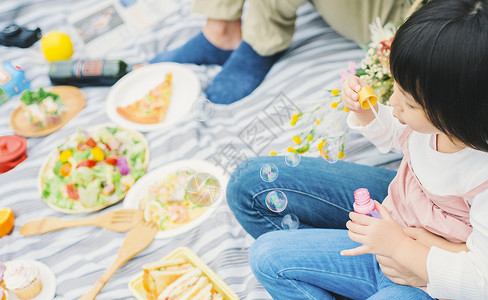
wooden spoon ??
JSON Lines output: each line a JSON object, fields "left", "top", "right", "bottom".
{"left": 79, "top": 221, "right": 158, "bottom": 300}
{"left": 19, "top": 209, "right": 143, "bottom": 235}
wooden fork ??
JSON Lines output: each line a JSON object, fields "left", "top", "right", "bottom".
{"left": 79, "top": 221, "right": 159, "bottom": 300}
{"left": 19, "top": 209, "right": 143, "bottom": 235}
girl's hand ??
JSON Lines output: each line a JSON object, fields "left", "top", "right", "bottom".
{"left": 341, "top": 75, "right": 376, "bottom": 125}
{"left": 376, "top": 255, "right": 427, "bottom": 287}
{"left": 341, "top": 75, "right": 363, "bottom": 112}
{"left": 341, "top": 201, "right": 410, "bottom": 258}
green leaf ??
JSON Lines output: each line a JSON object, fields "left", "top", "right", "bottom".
{"left": 20, "top": 88, "right": 59, "bottom": 105}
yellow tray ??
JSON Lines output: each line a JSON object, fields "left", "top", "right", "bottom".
{"left": 128, "top": 246, "right": 239, "bottom": 300}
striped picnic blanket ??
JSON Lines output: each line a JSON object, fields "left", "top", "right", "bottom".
{"left": 0, "top": 0, "right": 401, "bottom": 299}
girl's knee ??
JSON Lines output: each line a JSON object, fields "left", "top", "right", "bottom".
{"left": 226, "top": 157, "right": 265, "bottom": 212}
{"left": 249, "top": 231, "right": 282, "bottom": 278}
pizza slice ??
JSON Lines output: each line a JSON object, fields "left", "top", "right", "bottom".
{"left": 116, "top": 73, "right": 172, "bottom": 124}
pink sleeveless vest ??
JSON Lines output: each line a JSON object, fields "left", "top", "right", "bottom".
{"left": 382, "top": 127, "right": 488, "bottom": 243}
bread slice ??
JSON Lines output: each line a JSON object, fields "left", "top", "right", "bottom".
{"left": 157, "top": 268, "right": 201, "bottom": 299}
{"left": 142, "top": 258, "right": 192, "bottom": 299}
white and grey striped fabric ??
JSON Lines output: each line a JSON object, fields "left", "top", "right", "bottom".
{"left": 0, "top": 0, "right": 401, "bottom": 299}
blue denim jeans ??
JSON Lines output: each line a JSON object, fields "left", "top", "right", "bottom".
{"left": 227, "top": 156, "right": 434, "bottom": 300}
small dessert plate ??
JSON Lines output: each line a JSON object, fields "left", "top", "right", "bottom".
{"left": 9, "top": 86, "right": 86, "bottom": 137}
{"left": 6, "top": 260, "right": 56, "bottom": 300}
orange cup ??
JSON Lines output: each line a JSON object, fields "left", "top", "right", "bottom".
{"left": 357, "top": 86, "right": 378, "bottom": 109}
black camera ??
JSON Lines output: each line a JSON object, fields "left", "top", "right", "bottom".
{"left": 0, "top": 24, "right": 41, "bottom": 48}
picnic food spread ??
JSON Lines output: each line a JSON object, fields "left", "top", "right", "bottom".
{"left": 39, "top": 125, "right": 149, "bottom": 213}
{"left": 116, "top": 73, "right": 173, "bottom": 124}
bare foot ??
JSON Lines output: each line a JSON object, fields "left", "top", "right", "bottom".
{"left": 202, "top": 19, "right": 242, "bottom": 50}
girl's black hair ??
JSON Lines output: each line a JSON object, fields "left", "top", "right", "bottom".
{"left": 390, "top": 0, "right": 488, "bottom": 151}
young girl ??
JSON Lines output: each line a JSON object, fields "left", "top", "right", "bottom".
{"left": 226, "top": 0, "right": 488, "bottom": 299}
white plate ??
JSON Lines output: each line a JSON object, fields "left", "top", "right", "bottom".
{"left": 5, "top": 260, "right": 56, "bottom": 300}
{"left": 123, "top": 159, "right": 228, "bottom": 239}
{"left": 106, "top": 62, "right": 201, "bottom": 132}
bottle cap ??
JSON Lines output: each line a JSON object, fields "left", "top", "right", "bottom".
{"left": 0, "top": 135, "right": 27, "bottom": 173}
{"left": 358, "top": 86, "right": 378, "bottom": 109}
{"left": 353, "top": 188, "right": 375, "bottom": 215}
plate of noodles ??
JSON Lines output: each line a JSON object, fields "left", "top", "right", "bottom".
{"left": 123, "top": 159, "right": 228, "bottom": 239}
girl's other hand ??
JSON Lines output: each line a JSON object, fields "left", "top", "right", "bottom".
{"left": 341, "top": 75, "right": 364, "bottom": 112}
{"left": 376, "top": 255, "right": 427, "bottom": 287}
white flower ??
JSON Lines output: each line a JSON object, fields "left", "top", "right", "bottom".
{"left": 369, "top": 17, "right": 397, "bottom": 47}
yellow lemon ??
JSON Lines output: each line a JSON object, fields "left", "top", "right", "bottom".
{"left": 41, "top": 31, "right": 74, "bottom": 62}
{"left": 0, "top": 207, "right": 15, "bottom": 237}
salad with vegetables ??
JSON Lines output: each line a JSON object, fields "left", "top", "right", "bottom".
{"left": 40, "top": 126, "right": 149, "bottom": 213}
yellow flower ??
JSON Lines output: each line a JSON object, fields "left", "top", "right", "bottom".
{"left": 343, "top": 107, "right": 350, "bottom": 112}
{"left": 270, "top": 151, "right": 277, "bottom": 156}
{"left": 331, "top": 102, "right": 339, "bottom": 109}
{"left": 315, "top": 119, "right": 321, "bottom": 125}
{"left": 287, "top": 147, "right": 296, "bottom": 152}
{"left": 339, "top": 151, "right": 345, "bottom": 159}
{"left": 290, "top": 114, "right": 300, "bottom": 126}
{"left": 306, "top": 135, "right": 313, "bottom": 142}
{"left": 317, "top": 140, "right": 325, "bottom": 151}
{"left": 331, "top": 89, "right": 340, "bottom": 96}
{"left": 292, "top": 136, "right": 301, "bottom": 145}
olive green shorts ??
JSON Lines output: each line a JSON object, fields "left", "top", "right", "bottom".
{"left": 193, "top": 0, "right": 417, "bottom": 55}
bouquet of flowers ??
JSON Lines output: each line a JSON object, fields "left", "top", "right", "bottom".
{"left": 276, "top": 18, "right": 398, "bottom": 161}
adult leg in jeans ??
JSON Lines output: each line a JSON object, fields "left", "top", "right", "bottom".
{"left": 249, "top": 228, "right": 434, "bottom": 299}
{"left": 226, "top": 156, "right": 396, "bottom": 239}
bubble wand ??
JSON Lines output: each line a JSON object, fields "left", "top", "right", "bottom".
{"left": 358, "top": 86, "right": 383, "bottom": 127}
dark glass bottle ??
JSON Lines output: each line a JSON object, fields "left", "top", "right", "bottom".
{"left": 48, "top": 59, "right": 129, "bottom": 86}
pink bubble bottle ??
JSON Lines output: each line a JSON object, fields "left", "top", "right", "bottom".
{"left": 353, "top": 188, "right": 381, "bottom": 219}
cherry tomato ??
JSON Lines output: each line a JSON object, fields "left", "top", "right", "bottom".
{"left": 105, "top": 156, "right": 118, "bottom": 166}
{"left": 77, "top": 159, "right": 97, "bottom": 168}
{"left": 85, "top": 137, "right": 96, "bottom": 148}
{"left": 66, "top": 183, "right": 79, "bottom": 200}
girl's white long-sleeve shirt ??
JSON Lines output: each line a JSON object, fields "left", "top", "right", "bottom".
{"left": 347, "top": 103, "right": 488, "bottom": 300}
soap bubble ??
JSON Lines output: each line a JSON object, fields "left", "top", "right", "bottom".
{"left": 186, "top": 172, "right": 221, "bottom": 207}
{"left": 320, "top": 136, "right": 341, "bottom": 164}
{"left": 260, "top": 163, "right": 279, "bottom": 182}
{"left": 281, "top": 213, "right": 299, "bottom": 230}
{"left": 285, "top": 152, "right": 301, "bottom": 167}
{"left": 191, "top": 97, "right": 214, "bottom": 122}
{"left": 265, "top": 190, "right": 287, "bottom": 212}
